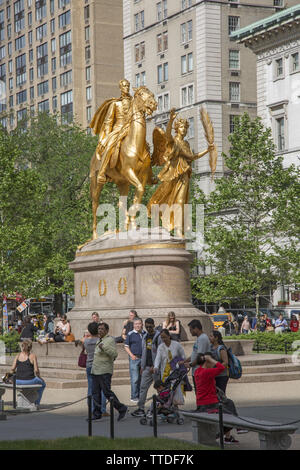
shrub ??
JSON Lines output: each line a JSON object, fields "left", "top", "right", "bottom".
{"left": 0, "top": 331, "right": 21, "bottom": 354}
{"left": 230, "top": 331, "right": 300, "bottom": 352}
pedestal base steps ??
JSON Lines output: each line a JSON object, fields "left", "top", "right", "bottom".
{"left": 1, "top": 343, "right": 300, "bottom": 389}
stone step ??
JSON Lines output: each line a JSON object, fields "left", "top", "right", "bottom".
{"left": 232, "top": 371, "right": 300, "bottom": 384}
{"left": 242, "top": 363, "right": 300, "bottom": 375}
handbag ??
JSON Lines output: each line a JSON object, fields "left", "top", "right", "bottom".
{"left": 65, "top": 333, "right": 75, "bottom": 342}
{"left": 78, "top": 351, "right": 87, "bottom": 368}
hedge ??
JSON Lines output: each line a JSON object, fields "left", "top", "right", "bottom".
{"left": 230, "top": 331, "right": 300, "bottom": 353}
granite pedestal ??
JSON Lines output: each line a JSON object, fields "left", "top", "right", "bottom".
{"left": 68, "top": 229, "right": 212, "bottom": 340}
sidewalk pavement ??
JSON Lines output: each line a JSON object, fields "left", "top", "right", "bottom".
{"left": 1, "top": 378, "right": 300, "bottom": 450}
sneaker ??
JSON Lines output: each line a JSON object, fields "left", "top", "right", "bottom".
{"left": 130, "top": 398, "right": 139, "bottom": 403}
{"left": 131, "top": 409, "right": 145, "bottom": 417}
{"left": 118, "top": 406, "right": 128, "bottom": 422}
{"left": 224, "top": 436, "right": 239, "bottom": 444}
{"left": 236, "top": 428, "right": 249, "bottom": 434}
{"left": 102, "top": 412, "right": 110, "bottom": 417}
{"left": 86, "top": 416, "right": 102, "bottom": 422}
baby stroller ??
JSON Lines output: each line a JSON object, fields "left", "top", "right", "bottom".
{"left": 140, "top": 366, "right": 188, "bottom": 426}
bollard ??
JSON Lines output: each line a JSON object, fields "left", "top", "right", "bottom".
{"left": 13, "top": 374, "right": 17, "bottom": 410}
{"left": 218, "top": 403, "right": 224, "bottom": 450}
{"left": 109, "top": 397, "right": 114, "bottom": 439}
{"left": 152, "top": 395, "right": 158, "bottom": 438}
{"left": 88, "top": 395, "right": 92, "bottom": 437}
{"left": 0, "top": 399, "right": 6, "bottom": 421}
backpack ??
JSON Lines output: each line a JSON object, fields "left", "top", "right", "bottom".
{"left": 226, "top": 347, "right": 242, "bottom": 379}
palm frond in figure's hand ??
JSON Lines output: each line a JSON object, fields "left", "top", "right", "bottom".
{"left": 200, "top": 107, "right": 218, "bottom": 181}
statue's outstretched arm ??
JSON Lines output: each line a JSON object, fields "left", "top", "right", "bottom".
{"left": 166, "top": 108, "right": 177, "bottom": 145}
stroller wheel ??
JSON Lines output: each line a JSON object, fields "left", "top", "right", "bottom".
{"left": 177, "top": 418, "right": 184, "bottom": 425}
{"left": 167, "top": 417, "right": 175, "bottom": 423}
{"left": 140, "top": 417, "right": 147, "bottom": 425}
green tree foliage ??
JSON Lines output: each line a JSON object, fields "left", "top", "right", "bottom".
{"left": 191, "top": 114, "right": 300, "bottom": 305}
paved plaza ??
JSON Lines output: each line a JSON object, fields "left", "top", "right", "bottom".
{"left": 1, "top": 374, "right": 300, "bottom": 450}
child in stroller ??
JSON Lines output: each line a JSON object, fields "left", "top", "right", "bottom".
{"left": 139, "top": 366, "right": 187, "bottom": 426}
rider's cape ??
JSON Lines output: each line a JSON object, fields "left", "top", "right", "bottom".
{"left": 89, "top": 98, "right": 119, "bottom": 137}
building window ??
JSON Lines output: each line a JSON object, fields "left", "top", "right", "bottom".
{"left": 134, "top": 10, "right": 144, "bottom": 32}
{"left": 291, "top": 52, "right": 299, "bottom": 73}
{"left": 28, "top": 11, "right": 32, "bottom": 26}
{"left": 274, "top": 0, "right": 283, "bottom": 6}
{"left": 14, "top": 0, "right": 25, "bottom": 33}
{"left": 229, "top": 82, "right": 240, "bottom": 102}
{"left": 38, "top": 99, "right": 49, "bottom": 113}
{"left": 181, "top": 83, "right": 194, "bottom": 106}
{"left": 61, "top": 89, "right": 73, "bottom": 123}
{"left": 7, "top": 23, "right": 12, "bottom": 39}
{"left": 229, "top": 114, "right": 239, "bottom": 133}
{"left": 59, "top": 30, "right": 72, "bottom": 67}
{"left": 59, "top": 10, "right": 71, "bottom": 28}
{"left": 52, "top": 95, "right": 57, "bottom": 111}
{"left": 86, "top": 86, "right": 92, "bottom": 101}
{"left": 276, "top": 117, "right": 285, "bottom": 151}
{"left": 8, "top": 60, "right": 13, "bottom": 73}
{"left": 86, "top": 66, "right": 91, "bottom": 81}
{"left": 50, "top": 0, "right": 55, "bottom": 15}
{"left": 157, "top": 31, "right": 168, "bottom": 53}
{"left": 181, "top": 20, "right": 192, "bottom": 43}
{"left": 135, "top": 71, "right": 146, "bottom": 87}
{"left": 29, "top": 67, "right": 34, "bottom": 81}
{"left": 0, "top": 9, "right": 4, "bottom": 41}
{"left": 86, "top": 106, "right": 92, "bottom": 122}
{"left": 29, "top": 48, "right": 33, "bottom": 62}
{"left": 181, "top": 52, "right": 193, "bottom": 74}
{"left": 156, "top": 0, "right": 167, "bottom": 21}
{"left": 84, "top": 4, "right": 89, "bottom": 20}
{"left": 15, "top": 34, "right": 26, "bottom": 51}
{"left": 52, "top": 76, "right": 56, "bottom": 91}
{"left": 51, "top": 57, "right": 56, "bottom": 72}
{"left": 85, "top": 45, "right": 91, "bottom": 61}
{"left": 135, "top": 41, "right": 145, "bottom": 63}
{"left": 36, "top": 22, "right": 47, "bottom": 40}
{"left": 181, "top": 0, "right": 193, "bottom": 9}
{"left": 37, "top": 79, "right": 48, "bottom": 96}
{"left": 85, "top": 25, "right": 90, "bottom": 41}
{"left": 60, "top": 69, "right": 72, "bottom": 87}
{"left": 58, "top": 0, "right": 70, "bottom": 7}
{"left": 229, "top": 50, "right": 240, "bottom": 69}
{"left": 157, "top": 91, "right": 170, "bottom": 113}
{"left": 275, "top": 58, "right": 284, "bottom": 78}
{"left": 28, "top": 30, "right": 33, "bottom": 46}
{"left": 16, "top": 53, "right": 26, "bottom": 86}
{"left": 157, "top": 62, "right": 168, "bottom": 83}
{"left": 51, "top": 38, "right": 56, "bottom": 54}
{"left": 35, "top": 0, "right": 47, "bottom": 22}
{"left": 50, "top": 18, "right": 55, "bottom": 34}
{"left": 0, "top": 45, "right": 5, "bottom": 60}
{"left": 6, "top": 5, "right": 11, "bottom": 21}
{"left": 228, "top": 16, "right": 240, "bottom": 35}
{"left": 187, "top": 117, "right": 194, "bottom": 139}
{"left": 36, "top": 42, "right": 48, "bottom": 77}
{"left": 17, "top": 108, "right": 27, "bottom": 123}
{"left": 30, "top": 85, "right": 34, "bottom": 99}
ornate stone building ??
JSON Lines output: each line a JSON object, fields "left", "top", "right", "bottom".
{"left": 231, "top": 4, "right": 300, "bottom": 309}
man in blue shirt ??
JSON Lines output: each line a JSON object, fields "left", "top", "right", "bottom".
{"left": 124, "top": 317, "right": 145, "bottom": 402}
{"left": 274, "top": 314, "right": 288, "bottom": 334}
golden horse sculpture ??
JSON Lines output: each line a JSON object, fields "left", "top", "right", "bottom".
{"left": 89, "top": 86, "right": 157, "bottom": 240}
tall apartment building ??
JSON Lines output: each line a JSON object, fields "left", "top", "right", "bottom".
{"left": 123, "top": 0, "right": 299, "bottom": 194}
{"left": 0, "top": 0, "right": 123, "bottom": 130}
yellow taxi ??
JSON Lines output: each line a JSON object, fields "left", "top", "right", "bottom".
{"left": 210, "top": 313, "right": 231, "bottom": 330}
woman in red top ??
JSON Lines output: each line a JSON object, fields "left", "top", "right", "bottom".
{"left": 194, "top": 353, "right": 238, "bottom": 444}
{"left": 290, "top": 315, "right": 299, "bottom": 332}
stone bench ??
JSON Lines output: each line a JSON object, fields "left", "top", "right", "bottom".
{"left": 0, "top": 382, "right": 43, "bottom": 411}
{"left": 181, "top": 410, "right": 297, "bottom": 450}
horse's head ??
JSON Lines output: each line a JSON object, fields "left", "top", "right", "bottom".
{"left": 133, "top": 86, "right": 157, "bottom": 116}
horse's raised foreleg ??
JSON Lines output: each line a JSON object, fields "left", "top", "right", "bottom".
{"left": 90, "top": 173, "right": 105, "bottom": 240}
